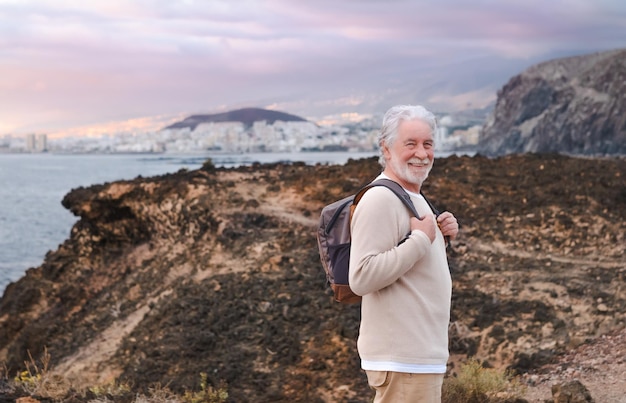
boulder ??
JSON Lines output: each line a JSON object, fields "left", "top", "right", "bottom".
{"left": 550, "top": 380, "right": 594, "bottom": 403}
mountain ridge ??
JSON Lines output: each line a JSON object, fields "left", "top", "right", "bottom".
{"left": 163, "top": 107, "right": 309, "bottom": 131}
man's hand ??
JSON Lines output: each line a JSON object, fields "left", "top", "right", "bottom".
{"left": 410, "top": 214, "right": 437, "bottom": 242}
{"left": 436, "top": 211, "right": 459, "bottom": 240}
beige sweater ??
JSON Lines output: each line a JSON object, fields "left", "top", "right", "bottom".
{"left": 348, "top": 183, "right": 452, "bottom": 372}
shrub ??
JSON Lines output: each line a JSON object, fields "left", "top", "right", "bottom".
{"left": 182, "top": 373, "right": 228, "bottom": 403}
{"left": 443, "top": 358, "right": 526, "bottom": 403}
{"left": 13, "top": 348, "right": 71, "bottom": 401}
{"left": 88, "top": 380, "right": 133, "bottom": 399}
{"left": 4, "top": 350, "right": 228, "bottom": 403}
{"left": 201, "top": 159, "right": 216, "bottom": 172}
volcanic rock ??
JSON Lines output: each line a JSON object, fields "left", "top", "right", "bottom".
{"left": 0, "top": 154, "right": 625, "bottom": 402}
{"left": 550, "top": 380, "right": 594, "bottom": 403}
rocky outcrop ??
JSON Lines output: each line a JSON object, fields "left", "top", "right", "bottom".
{"left": 478, "top": 48, "right": 626, "bottom": 156}
{"left": 1, "top": 155, "right": 625, "bottom": 402}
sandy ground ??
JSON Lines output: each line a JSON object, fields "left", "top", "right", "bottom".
{"left": 521, "top": 327, "right": 626, "bottom": 402}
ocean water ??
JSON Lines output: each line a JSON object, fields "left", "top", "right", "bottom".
{"left": 0, "top": 151, "right": 379, "bottom": 293}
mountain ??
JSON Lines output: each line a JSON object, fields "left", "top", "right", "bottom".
{"left": 163, "top": 107, "right": 308, "bottom": 131}
{"left": 1, "top": 154, "right": 625, "bottom": 402}
{"left": 478, "top": 48, "right": 626, "bottom": 156}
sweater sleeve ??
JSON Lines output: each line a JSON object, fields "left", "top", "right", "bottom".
{"left": 348, "top": 186, "right": 432, "bottom": 296}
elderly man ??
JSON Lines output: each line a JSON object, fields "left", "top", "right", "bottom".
{"left": 349, "top": 104, "right": 459, "bottom": 403}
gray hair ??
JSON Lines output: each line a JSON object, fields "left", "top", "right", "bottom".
{"left": 377, "top": 105, "right": 438, "bottom": 167}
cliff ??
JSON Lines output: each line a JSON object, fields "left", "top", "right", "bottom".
{"left": 478, "top": 48, "right": 626, "bottom": 156}
{"left": 1, "top": 155, "right": 625, "bottom": 402}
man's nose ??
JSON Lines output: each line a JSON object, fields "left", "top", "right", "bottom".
{"left": 414, "top": 145, "right": 428, "bottom": 158}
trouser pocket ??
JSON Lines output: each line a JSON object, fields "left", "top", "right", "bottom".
{"left": 365, "top": 370, "right": 390, "bottom": 388}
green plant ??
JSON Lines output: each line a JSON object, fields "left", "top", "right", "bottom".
{"left": 134, "top": 383, "right": 182, "bottom": 403}
{"left": 88, "top": 380, "right": 132, "bottom": 398}
{"left": 442, "top": 358, "right": 525, "bottom": 403}
{"left": 182, "top": 373, "right": 228, "bottom": 403}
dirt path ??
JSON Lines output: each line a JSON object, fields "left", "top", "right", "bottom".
{"left": 521, "top": 327, "right": 626, "bottom": 402}
{"left": 468, "top": 239, "right": 625, "bottom": 269}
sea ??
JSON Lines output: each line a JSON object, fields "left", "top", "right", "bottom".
{"left": 0, "top": 151, "right": 375, "bottom": 293}
{"left": 0, "top": 150, "right": 464, "bottom": 293}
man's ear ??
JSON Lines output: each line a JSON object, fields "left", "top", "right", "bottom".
{"left": 381, "top": 142, "right": 391, "bottom": 160}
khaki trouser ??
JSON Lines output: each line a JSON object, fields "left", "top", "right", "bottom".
{"left": 365, "top": 370, "right": 444, "bottom": 403}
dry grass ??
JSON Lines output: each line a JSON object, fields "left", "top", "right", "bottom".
{"left": 4, "top": 350, "right": 228, "bottom": 403}
{"left": 12, "top": 348, "right": 71, "bottom": 400}
{"left": 443, "top": 358, "right": 526, "bottom": 403}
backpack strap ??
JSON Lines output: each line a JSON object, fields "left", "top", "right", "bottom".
{"left": 353, "top": 178, "right": 425, "bottom": 219}
{"left": 324, "top": 197, "right": 355, "bottom": 235}
{"left": 420, "top": 191, "right": 440, "bottom": 217}
{"left": 353, "top": 178, "right": 451, "bottom": 248}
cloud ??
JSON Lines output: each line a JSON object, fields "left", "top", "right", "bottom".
{"left": 0, "top": 0, "right": 625, "bottom": 134}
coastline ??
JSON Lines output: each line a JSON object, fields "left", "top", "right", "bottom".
{"left": 1, "top": 153, "right": 624, "bottom": 401}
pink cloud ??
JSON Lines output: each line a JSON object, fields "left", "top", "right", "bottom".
{"left": 1, "top": 0, "right": 624, "bottom": 134}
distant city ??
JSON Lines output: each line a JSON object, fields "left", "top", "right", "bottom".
{"left": 1, "top": 110, "right": 486, "bottom": 154}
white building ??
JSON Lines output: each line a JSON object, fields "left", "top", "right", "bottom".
{"left": 26, "top": 133, "right": 47, "bottom": 152}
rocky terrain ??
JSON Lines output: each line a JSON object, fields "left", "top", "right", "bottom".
{"left": 0, "top": 153, "right": 625, "bottom": 402}
{"left": 478, "top": 48, "right": 626, "bottom": 156}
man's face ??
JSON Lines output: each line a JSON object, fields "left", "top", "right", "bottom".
{"left": 383, "top": 119, "right": 434, "bottom": 190}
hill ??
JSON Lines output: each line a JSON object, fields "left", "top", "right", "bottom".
{"left": 478, "top": 48, "right": 626, "bottom": 156}
{"left": 0, "top": 154, "right": 625, "bottom": 402}
{"left": 163, "top": 107, "right": 309, "bottom": 131}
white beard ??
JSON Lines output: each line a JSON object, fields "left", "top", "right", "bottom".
{"left": 389, "top": 157, "right": 432, "bottom": 187}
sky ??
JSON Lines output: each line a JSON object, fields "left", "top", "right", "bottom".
{"left": 1, "top": 0, "right": 625, "bottom": 137}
